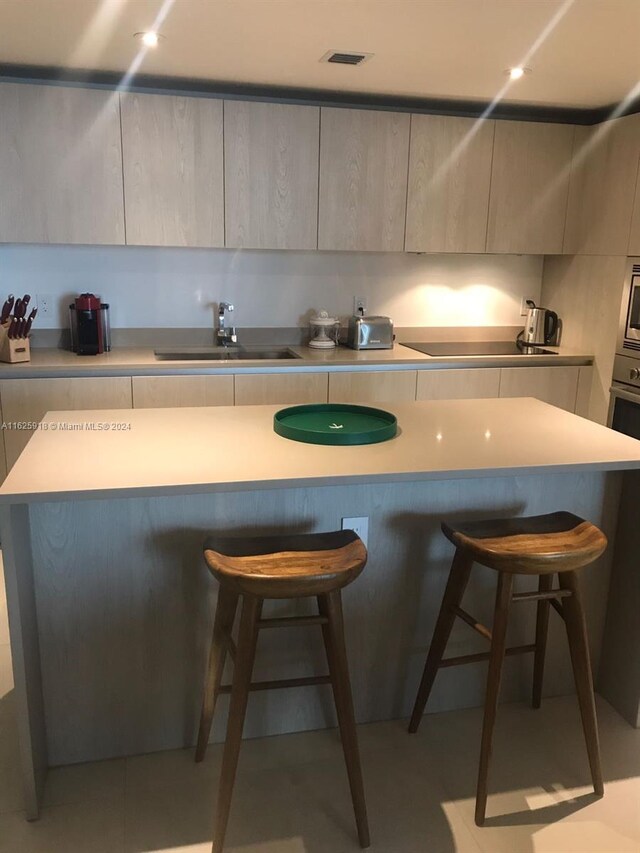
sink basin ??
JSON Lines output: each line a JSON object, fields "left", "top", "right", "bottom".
{"left": 154, "top": 346, "right": 301, "bottom": 361}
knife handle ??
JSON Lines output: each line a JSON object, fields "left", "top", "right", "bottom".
{"left": 24, "top": 308, "right": 37, "bottom": 336}
{"left": 0, "top": 295, "right": 14, "bottom": 325}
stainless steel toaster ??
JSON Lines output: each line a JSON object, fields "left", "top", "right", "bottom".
{"left": 347, "top": 315, "right": 394, "bottom": 350}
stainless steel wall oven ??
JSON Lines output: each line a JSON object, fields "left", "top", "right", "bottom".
{"left": 609, "top": 258, "right": 640, "bottom": 437}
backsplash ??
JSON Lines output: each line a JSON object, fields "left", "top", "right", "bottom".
{"left": 0, "top": 245, "right": 542, "bottom": 331}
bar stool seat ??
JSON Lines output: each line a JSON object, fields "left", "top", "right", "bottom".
{"left": 442, "top": 511, "right": 607, "bottom": 574}
{"left": 203, "top": 529, "right": 367, "bottom": 597}
{"left": 197, "top": 528, "right": 370, "bottom": 852}
{"left": 409, "top": 511, "right": 607, "bottom": 827}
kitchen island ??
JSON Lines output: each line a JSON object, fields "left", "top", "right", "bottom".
{"left": 2, "top": 397, "right": 640, "bottom": 818}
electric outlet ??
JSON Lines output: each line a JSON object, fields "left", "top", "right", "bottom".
{"left": 37, "top": 294, "right": 53, "bottom": 317}
{"left": 342, "top": 516, "right": 369, "bottom": 547}
{"left": 354, "top": 296, "right": 367, "bottom": 316}
{"left": 520, "top": 297, "right": 533, "bottom": 316}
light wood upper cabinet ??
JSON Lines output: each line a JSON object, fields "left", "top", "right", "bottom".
{"left": 565, "top": 115, "right": 640, "bottom": 256}
{"left": 224, "top": 101, "right": 320, "bottom": 250}
{"left": 499, "top": 366, "right": 579, "bottom": 413}
{"left": 416, "top": 368, "right": 500, "bottom": 400}
{"left": 328, "top": 371, "right": 417, "bottom": 403}
{"left": 132, "top": 375, "right": 233, "bottom": 408}
{"left": 235, "top": 373, "right": 328, "bottom": 405}
{"left": 318, "top": 108, "right": 410, "bottom": 251}
{"left": 629, "top": 160, "right": 640, "bottom": 255}
{"left": 0, "top": 83, "right": 124, "bottom": 244}
{"left": 405, "top": 115, "right": 494, "bottom": 253}
{"left": 486, "top": 121, "right": 575, "bottom": 254}
{"left": 120, "top": 93, "right": 224, "bottom": 247}
{"left": 0, "top": 377, "right": 132, "bottom": 470}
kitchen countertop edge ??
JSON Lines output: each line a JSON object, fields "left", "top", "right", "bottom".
{"left": 0, "top": 344, "right": 594, "bottom": 379}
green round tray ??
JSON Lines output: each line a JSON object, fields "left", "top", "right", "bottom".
{"left": 274, "top": 403, "right": 397, "bottom": 446}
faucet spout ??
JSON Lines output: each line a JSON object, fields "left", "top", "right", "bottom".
{"left": 217, "top": 302, "right": 237, "bottom": 346}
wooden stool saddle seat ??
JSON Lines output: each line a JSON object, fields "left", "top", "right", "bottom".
{"left": 409, "top": 511, "right": 607, "bottom": 828}
{"left": 442, "top": 511, "right": 607, "bottom": 574}
{"left": 197, "top": 529, "right": 370, "bottom": 852}
{"left": 203, "top": 529, "right": 367, "bottom": 597}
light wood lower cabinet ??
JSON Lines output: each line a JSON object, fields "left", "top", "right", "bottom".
{"left": 234, "top": 373, "right": 328, "bottom": 405}
{"left": 499, "top": 366, "right": 580, "bottom": 413}
{"left": 0, "top": 377, "right": 132, "bottom": 470}
{"left": 328, "top": 371, "right": 417, "bottom": 403}
{"left": 132, "top": 375, "right": 233, "bottom": 408}
{"left": 416, "top": 368, "right": 501, "bottom": 400}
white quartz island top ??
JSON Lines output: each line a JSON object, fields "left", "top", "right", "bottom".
{"left": 2, "top": 397, "right": 640, "bottom": 504}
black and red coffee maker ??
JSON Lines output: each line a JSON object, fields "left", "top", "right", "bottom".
{"left": 69, "top": 293, "right": 111, "bottom": 355}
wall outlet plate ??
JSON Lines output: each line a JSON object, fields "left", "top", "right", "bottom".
{"left": 520, "top": 297, "right": 533, "bottom": 316}
{"left": 354, "top": 296, "right": 367, "bottom": 316}
{"left": 342, "top": 516, "right": 369, "bottom": 547}
{"left": 37, "top": 294, "right": 53, "bottom": 316}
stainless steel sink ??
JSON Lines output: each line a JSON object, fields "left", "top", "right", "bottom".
{"left": 154, "top": 346, "right": 301, "bottom": 361}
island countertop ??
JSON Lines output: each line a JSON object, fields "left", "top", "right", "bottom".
{"left": 2, "top": 397, "right": 640, "bottom": 503}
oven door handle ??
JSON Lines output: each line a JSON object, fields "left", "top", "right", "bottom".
{"left": 610, "top": 384, "right": 640, "bottom": 404}
{"left": 608, "top": 383, "right": 640, "bottom": 428}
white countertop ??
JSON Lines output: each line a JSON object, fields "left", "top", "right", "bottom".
{"left": 0, "top": 343, "right": 593, "bottom": 379}
{"left": 1, "top": 398, "right": 639, "bottom": 504}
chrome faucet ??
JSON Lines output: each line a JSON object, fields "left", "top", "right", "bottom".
{"left": 217, "top": 301, "right": 237, "bottom": 346}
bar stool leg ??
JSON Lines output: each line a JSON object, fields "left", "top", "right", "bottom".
{"left": 475, "top": 571, "right": 513, "bottom": 826}
{"left": 532, "top": 574, "right": 554, "bottom": 709}
{"left": 409, "top": 549, "right": 473, "bottom": 733}
{"left": 319, "top": 590, "right": 371, "bottom": 849}
{"left": 196, "top": 587, "right": 239, "bottom": 762}
{"left": 212, "top": 594, "right": 262, "bottom": 853}
{"left": 558, "top": 570, "right": 604, "bottom": 797}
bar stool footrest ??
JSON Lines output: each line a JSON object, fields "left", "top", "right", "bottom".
{"left": 439, "top": 643, "right": 537, "bottom": 668}
{"left": 219, "top": 674, "right": 332, "bottom": 693}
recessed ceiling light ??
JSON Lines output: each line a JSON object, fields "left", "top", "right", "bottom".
{"left": 134, "top": 31, "right": 163, "bottom": 48}
{"left": 506, "top": 66, "right": 531, "bottom": 81}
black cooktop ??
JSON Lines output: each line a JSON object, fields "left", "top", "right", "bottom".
{"left": 401, "top": 341, "right": 557, "bottom": 357}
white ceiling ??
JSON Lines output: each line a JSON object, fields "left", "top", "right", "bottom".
{"left": 0, "top": 0, "right": 639, "bottom": 109}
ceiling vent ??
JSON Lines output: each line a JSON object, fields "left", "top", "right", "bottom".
{"left": 320, "top": 50, "right": 373, "bottom": 66}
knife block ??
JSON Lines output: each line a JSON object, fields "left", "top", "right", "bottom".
{"left": 0, "top": 323, "right": 30, "bottom": 363}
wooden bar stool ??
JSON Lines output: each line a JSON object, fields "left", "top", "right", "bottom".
{"left": 408, "top": 511, "right": 607, "bottom": 826}
{"left": 196, "top": 529, "right": 370, "bottom": 852}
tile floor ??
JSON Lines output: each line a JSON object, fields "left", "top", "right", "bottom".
{"left": 1, "top": 558, "right": 640, "bottom": 852}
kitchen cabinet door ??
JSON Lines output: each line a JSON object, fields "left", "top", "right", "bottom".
{"left": 121, "top": 93, "right": 224, "bottom": 247}
{"left": 405, "top": 115, "right": 494, "bottom": 253}
{"left": 486, "top": 121, "right": 575, "bottom": 254}
{"left": 0, "top": 377, "right": 132, "bottom": 470}
{"left": 416, "top": 368, "right": 500, "bottom": 400}
{"left": 318, "top": 108, "right": 410, "bottom": 251}
{"left": 224, "top": 101, "right": 320, "bottom": 249}
{"left": 499, "top": 367, "right": 579, "bottom": 413}
{"left": 132, "top": 375, "right": 233, "bottom": 408}
{"left": 235, "top": 373, "right": 328, "bottom": 405}
{"left": 566, "top": 115, "right": 640, "bottom": 256}
{"left": 328, "top": 371, "right": 417, "bottom": 403}
{"left": 0, "top": 83, "right": 124, "bottom": 244}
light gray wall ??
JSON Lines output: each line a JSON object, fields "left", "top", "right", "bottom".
{"left": 0, "top": 245, "right": 543, "bottom": 331}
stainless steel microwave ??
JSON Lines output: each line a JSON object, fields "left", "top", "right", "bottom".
{"left": 619, "top": 258, "right": 640, "bottom": 352}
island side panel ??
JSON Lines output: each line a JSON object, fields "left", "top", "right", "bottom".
{"left": 0, "top": 503, "right": 47, "bottom": 818}
{"left": 597, "top": 469, "right": 640, "bottom": 727}
{"left": 28, "top": 471, "right": 620, "bottom": 766}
